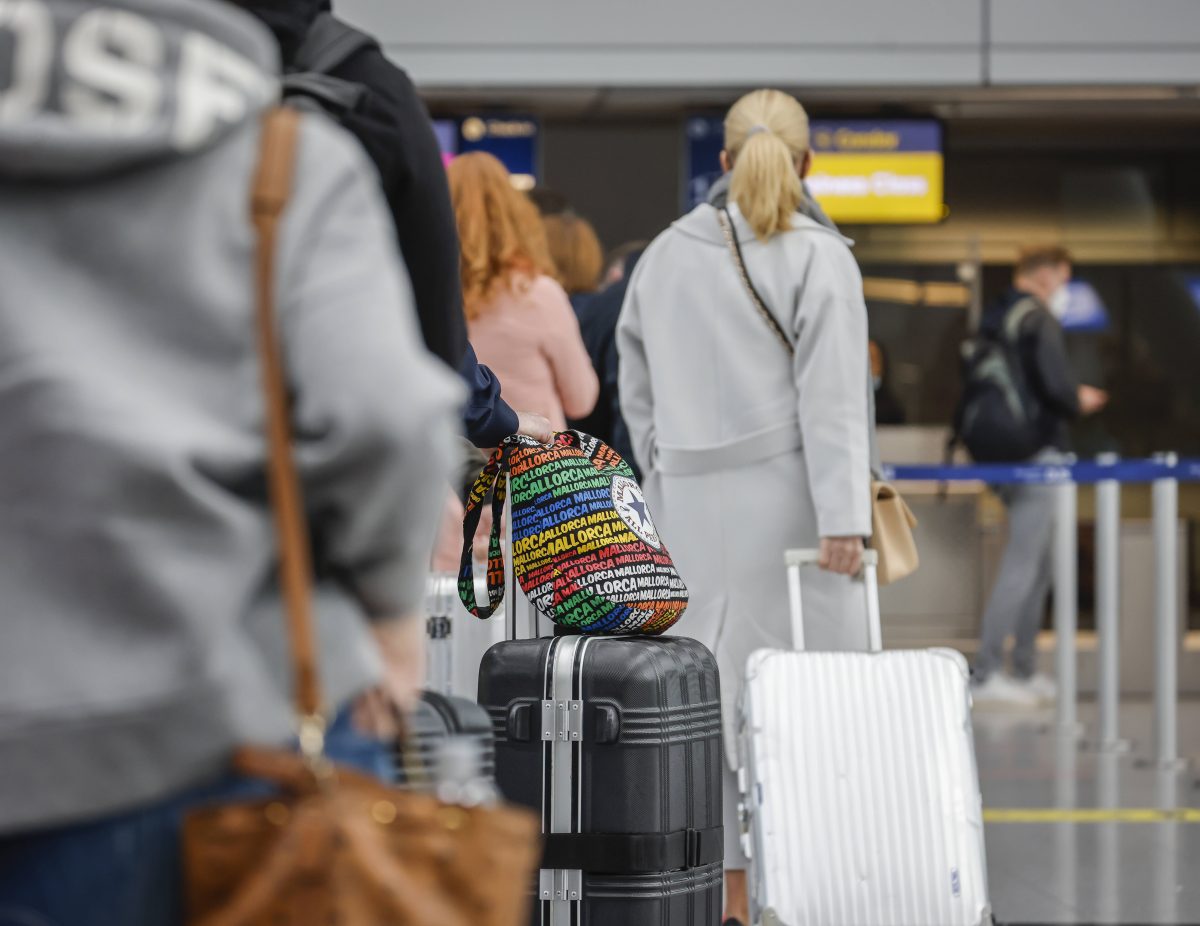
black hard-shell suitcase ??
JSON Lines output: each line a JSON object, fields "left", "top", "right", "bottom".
{"left": 396, "top": 690, "right": 495, "bottom": 785}
{"left": 479, "top": 630, "right": 723, "bottom": 924}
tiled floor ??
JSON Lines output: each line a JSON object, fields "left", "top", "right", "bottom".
{"left": 977, "top": 700, "right": 1200, "bottom": 924}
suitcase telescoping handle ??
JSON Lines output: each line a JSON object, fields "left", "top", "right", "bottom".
{"left": 785, "top": 548, "right": 882, "bottom": 653}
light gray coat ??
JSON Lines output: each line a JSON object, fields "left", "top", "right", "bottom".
{"left": 617, "top": 203, "right": 874, "bottom": 766}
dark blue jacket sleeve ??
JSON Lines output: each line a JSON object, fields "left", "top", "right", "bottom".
{"left": 460, "top": 342, "right": 519, "bottom": 448}
{"left": 1028, "top": 313, "right": 1082, "bottom": 420}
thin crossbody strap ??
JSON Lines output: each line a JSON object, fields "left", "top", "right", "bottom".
{"left": 717, "top": 204, "right": 884, "bottom": 509}
{"left": 716, "top": 206, "right": 795, "bottom": 357}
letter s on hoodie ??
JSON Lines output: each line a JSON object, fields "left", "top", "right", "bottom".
{"left": 63, "top": 7, "right": 163, "bottom": 134}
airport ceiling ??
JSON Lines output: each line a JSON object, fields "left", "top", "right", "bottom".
{"left": 423, "top": 84, "right": 1200, "bottom": 123}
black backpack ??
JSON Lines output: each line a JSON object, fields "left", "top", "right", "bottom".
{"left": 282, "top": 13, "right": 377, "bottom": 118}
{"left": 952, "top": 298, "right": 1043, "bottom": 462}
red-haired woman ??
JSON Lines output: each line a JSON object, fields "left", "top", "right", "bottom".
{"left": 449, "top": 153, "right": 599, "bottom": 430}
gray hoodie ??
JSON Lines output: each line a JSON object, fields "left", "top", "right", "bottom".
{"left": 0, "top": 0, "right": 463, "bottom": 833}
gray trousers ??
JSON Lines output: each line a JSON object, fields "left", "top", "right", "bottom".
{"left": 976, "top": 481, "right": 1056, "bottom": 680}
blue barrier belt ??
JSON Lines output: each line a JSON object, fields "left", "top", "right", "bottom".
{"left": 882, "top": 458, "right": 1200, "bottom": 485}
{"left": 1178, "top": 459, "right": 1200, "bottom": 482}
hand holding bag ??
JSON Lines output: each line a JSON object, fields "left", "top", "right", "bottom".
{"left": 716, "top": 206, "right": 919, "bottom": 585}
{"left": 181, "top": 108, "right": 540, "bottom": 926}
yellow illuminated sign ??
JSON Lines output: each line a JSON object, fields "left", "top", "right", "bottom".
{"left": 807, "top": 152, "right": 945, "bottom": 224}
{"left": 806, "top": 120, "right": 945, "bottom": 224}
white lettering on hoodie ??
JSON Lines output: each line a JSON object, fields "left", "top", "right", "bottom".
{"left": 63, "top": 8, "right": 163, "bottom": 134}
{"left": 174, "top": 29, "right": 271, "bottom": 150}
{"left": 0, "top": 0, "right": 274, "bottom": 149}
{"left": 0, "top": 0, "right": 54, "bottom": 120}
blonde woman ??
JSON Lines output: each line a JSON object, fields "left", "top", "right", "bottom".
{"left": 617, "top": 89, "right": 873, "bottom": 926}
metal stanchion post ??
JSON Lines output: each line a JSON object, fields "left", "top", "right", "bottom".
{"left": 1150, "top": 454, "right": 1186, "bottom": 770}
{"left": 1093, "top": 455, "right": 1127, "bottom": 752}
{"left": 1097, "top": 752, "right": 1120, "bottom": 922}
{"left": 1054, "top": 477, "right": 1080, "bottom": 738}
{"left": 1155, "top": 768, "right": 1182, "bottom": 923}
{"left": 1053, "top": 734, "right": 1079, "bottom": 915}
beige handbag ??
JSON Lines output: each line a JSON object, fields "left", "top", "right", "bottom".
{"left": 717, "top": 206, "right": 919, "bottom": 584}
{"left": 868, "top": 481, "right": 919, "bottom": 585}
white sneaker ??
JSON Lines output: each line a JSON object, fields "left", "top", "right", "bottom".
{"left": 1018, "top": 672, "right": 1057, "bottom": 704}
{"left": 971, "top": 673, "right": 1040, "bottom": 710}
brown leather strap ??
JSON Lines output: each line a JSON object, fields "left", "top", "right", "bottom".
{"left": 251, "top": 108, "right": 323, "bottom": 721}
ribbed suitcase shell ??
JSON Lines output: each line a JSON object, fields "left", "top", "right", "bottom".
{"left": 580, "top": 862, "right": 724, "bottom": 920}
{"left": 396, "top": 690, "right": 495, "bottom": 786}
{"left": 741, "top": 647, "right": 990, "bottom": 926}
{"left": 480, "top": 635, "right": 723, "bottom": 926}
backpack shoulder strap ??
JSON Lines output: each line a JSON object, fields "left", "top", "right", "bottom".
{"left": 282, "top": 72, "right": 368, "bottom": 115}
{"left": 292, "top": 12, "right": 377, "bottom": 76}
{"left": 1003, "top": 296, "right": 1042, "bottom": 344}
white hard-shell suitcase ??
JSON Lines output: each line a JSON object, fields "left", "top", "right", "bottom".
{"left": 424, "top": 571, "right": 507, "bottom": 698}
{"left": 739, "top": 549, "right": 991, "bottom": 926}
{"left": 423, "top": 573, "right": 458, "bottom": 695}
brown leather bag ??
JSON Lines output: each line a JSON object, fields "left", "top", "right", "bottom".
{"left": 181, "top": 108, "right": 540, "bottom": 926}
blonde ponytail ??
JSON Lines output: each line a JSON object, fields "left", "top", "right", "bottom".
{"left": 724, "top": 90, "right": 810, "bottom": 241}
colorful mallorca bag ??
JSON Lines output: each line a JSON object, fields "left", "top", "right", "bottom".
{"left": 459, "top": 432, "right": 687, "bottom": 634}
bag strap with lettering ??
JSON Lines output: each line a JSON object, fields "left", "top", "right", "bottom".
{"left": 458, "top": 441, "right": 514, "bottom": 619}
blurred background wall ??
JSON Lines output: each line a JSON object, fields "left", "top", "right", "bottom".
{"left": 340, "top": 0, "right": 1200, "bottom": 88}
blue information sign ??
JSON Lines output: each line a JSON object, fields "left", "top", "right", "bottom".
{"left": 1185, "top": 274, "right": 1200, "bottom": 313}
{"left": 684, "top": 115, "right": 726, "bottom": 211}
{"left": 431, "top": 115, "right": 541, "bottom": 187}
{"left": 1059, "top": 281, "right": 1110, "bottom": 332}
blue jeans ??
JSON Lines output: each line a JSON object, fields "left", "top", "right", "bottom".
{"left": 0, "top": 711, "right": 392, "bottom": 926}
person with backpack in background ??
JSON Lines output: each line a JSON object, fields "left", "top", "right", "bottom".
{"left": 0, "top": 0, "right": 462, "bottom": 920}
{"left": 965, "top": 245, "right": 1109, "bottom": 707}
{"left": 236, "top": 0, "right": 553, "bottom": 448}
